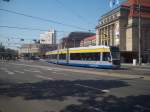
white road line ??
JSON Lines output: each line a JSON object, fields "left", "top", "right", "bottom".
{"left": 0, "top": 68, "right": 15, "bottom": 75}
{"left": 10, "top": 63, "right": 60, "bottom": 72}
{"left": 36, "top": 75, "right": 53, "bottom": 80}
{"left": 32, "top": 70, "right": 41, "bottom": 73}
{"left": 53, "top": 72, "right": 67, "bottom": 76}
{"left": 89, "top": 106, "right": 105, "bottom": 112}
{"left": 5, "top": 70, "right": 15, "bottom": 75}
{"left": 14, "top": 70, "right": 24, "bottom": 74}
{"left": 24, "top": 69, "right": 41, "bottom": 73}
{"left": 52, "top": 69, "right": 62, "bottom": 71}
{"left": 135, "top": 105, "right": 150, "bottom": 111}
{"left": 74, "top": 84, "right": 110, "bottom": 93}
{"left": 47, "top": 68, "right": 53, "bottom": 71}
{"left": 10, "top": 63, "right": 150, "bottom": 81}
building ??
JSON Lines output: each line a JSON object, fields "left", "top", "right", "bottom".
{"left": 40, "top": 30, "right": 56, "bottom": 44}
{"left": 39, "top": 44, "right": 58, "bottom": 57}
{"left": 19, "top": 43, "right": 40, "bottom": 58}
{"left": 80, "top": 35, "right": 96, "bottom": 47}
{"left": 59, "top": 32, "right": 95, "bottom": 49}
{"left": 19, "top": 43, "right": 58, "bottom": 58}
{"left": 96, "top": 0, "right": 150, "bottom": 63}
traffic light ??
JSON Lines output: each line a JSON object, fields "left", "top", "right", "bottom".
{"left": 20, "top": 39, "right": 24, "bottom": 41}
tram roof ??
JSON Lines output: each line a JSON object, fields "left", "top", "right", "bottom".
{"left": 46, "top": 45, "right": 110, "bottom": 55}
{"left": 69, "top": 45, "right": 110, "bottom": 50}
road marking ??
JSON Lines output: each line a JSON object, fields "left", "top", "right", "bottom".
{"left": 0, "top": 68, "right": 15, "bottom": 75}
{"left": 32, "top": 70, "right": 41, "bottom": 73}
{"left": 52, "top": 69, "right": 62, "bottom": 71}
{"left": 74, "top": 84, "right": 110, "bottom": 93}
{"left": 47, "top": 68, "right": 53, "bottom": 71}
{"left": 36, "top": 75, "right": 53, "bottom": 80}
{"left": 24, "top": 69, "right": 32, "bottom": 72}
{"left": 89, "top": 106, "right": 104, "bottom": 112}
{"left": 10, "top": 63, "right": 150, "bottom": 81}
{"left": 14, "top": 70, "right": 24, "bottom": 74}
{"left": 54, "top": 72, "right": 67, "bottom": 75}
{"left": 135, "top": 105, "right": 150, "bottom": 111}
{"left": 5, "top": 70, "right": 15, "bottom": 75}
{"left": 24, "top": 69, "right": 41, "bottom": 73}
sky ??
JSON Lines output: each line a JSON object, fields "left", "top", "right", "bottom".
{"left": 0, "top": 0, "right": 121, "bottom": 49}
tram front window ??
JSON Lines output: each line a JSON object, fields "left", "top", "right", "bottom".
{"left": 103, "top": 52, "right": 111, "bottom": 61}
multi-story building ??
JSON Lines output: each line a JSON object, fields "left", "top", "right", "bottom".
{"left": 19, "top": 43, "right": 57, "bottom": 58}
{"left": 59, "top": 32, "right": 95, "bottom": 49}
{"left": 80, "top": 35, "right": 96, "bottom": 47}
{"left": 96, "top": 0, "right": 150, "bottom": 63}
{"left": 39, "top": 44, "right": 58, "bottom": 57}
{"left": 19, "top": 43, "right": 40, "bottom": 57}
{"left": 40, "top": 30, "right": 56, "bottom": 44}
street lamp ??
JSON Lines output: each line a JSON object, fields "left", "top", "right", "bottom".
{"left": 72, "top": 39, "right": 76, "bottom": 47}
{"left": 138, "top": 0, "right": 142, "bottom": 65}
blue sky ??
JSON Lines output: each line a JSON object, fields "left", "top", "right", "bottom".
{"left": 0, "top": 0, "right": 120, "bottom": 48}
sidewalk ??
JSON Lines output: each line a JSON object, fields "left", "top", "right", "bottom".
{"left": 121, "top": 63, "right": 150, "bottom": 69}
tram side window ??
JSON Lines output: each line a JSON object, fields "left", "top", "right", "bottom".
{"left": 70, "top": 53, "right": 80, "bottom": 60}
{"left": 48, "top": 55, "right": 51, "bottom": 59}
{"left": 51, "top": 54, "right": 57, "bottom": 59}
{"left": 102, "top": 52, "right": 111, "bottom": 61}
{"left": 70, "top": 53, "right": 100, "bottom": 61}
{"left": 59, "top": 54, "right": 66, "bottom": 60}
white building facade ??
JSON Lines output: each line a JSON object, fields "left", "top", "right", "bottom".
{"left": 40, "top": 30, "right": 56, "bottom": 44}
{"left": 18, "top": 44, "right": 40, "bottom": 57}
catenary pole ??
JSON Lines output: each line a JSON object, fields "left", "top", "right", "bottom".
{"left": 138, "top": 0, "right": 141, "bottom": 65}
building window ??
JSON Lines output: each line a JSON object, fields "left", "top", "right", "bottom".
{"left": 110, "top": 16, "right": 113, "bottom": 21}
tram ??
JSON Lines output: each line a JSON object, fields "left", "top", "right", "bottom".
{"left": 46, "top": 45, "right": 120, "bottom": 69}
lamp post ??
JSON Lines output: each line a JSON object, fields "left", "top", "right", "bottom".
{"left": 72, "top": 39, "right": 76, "bottom": 47}
{"left": 138, "top": 0, "right": 142, "bottom": 65}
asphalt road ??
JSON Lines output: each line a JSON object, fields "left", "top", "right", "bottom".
{"left": 0, "top": 60, "right": 150, "bottom": 112}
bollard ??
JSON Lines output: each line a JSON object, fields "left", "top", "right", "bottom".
{"left": 133, "top": 59, "right": 137, "bottom": 66}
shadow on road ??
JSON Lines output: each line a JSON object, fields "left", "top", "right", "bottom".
{"left": 0, "top": 79, "right": 150, "bottom": 112}
{"left": 0, "top": 79, "right": 128, "bottom": 101}
{"left": 61, "top": 95, "right": 150, "bottom": 112}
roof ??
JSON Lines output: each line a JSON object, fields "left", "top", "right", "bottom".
{"left": 124, "top": 0, "right": 150, "bottom": 18}
{"left": 69, "top": 45, "right": 110, "bottom": 50}
{"left": 122, "top": 0, "right": 150, "bottom": 7}
{"left": 98, "top": 0, "right": 150, "bottom": 24}
{"left": 46, "top": 45, "right": 110, "bottom": 55}
{"left": 67, "top": 32, "right": 95, "bottom": 40}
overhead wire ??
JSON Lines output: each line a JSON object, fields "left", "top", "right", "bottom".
{"left": 0, "top": 25, "right": 71, "bottom": 32}
{"left": 55, "top": 0, "right": 92, "bottom": 26}
{"left": 0, "top": 8, "right": 90, "bottom": 31}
